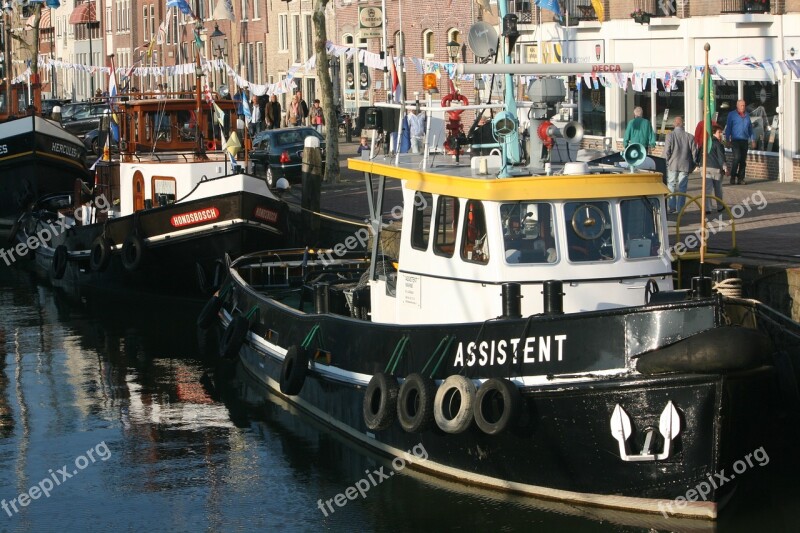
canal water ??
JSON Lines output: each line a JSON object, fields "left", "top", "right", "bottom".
{"left": 0, "top": 265, "right": 797, "bottom": 532}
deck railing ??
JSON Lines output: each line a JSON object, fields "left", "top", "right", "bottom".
{"left": 720, "top": 0, "right": 771, "bottom": 13}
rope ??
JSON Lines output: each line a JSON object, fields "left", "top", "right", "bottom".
{"left": 301, "top": 324, "right": 321, "bottom": 349}
{"left": 713, "top": 277, "right": 742, "bottom": 298}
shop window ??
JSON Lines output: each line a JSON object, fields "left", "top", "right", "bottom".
{"left": 621, "top": 80, "right": 684, "bottom": 142}
{"left": 743, "top": 81, "right": 778, "bottom": 153}
{"left": 580, "top": 85, "right": 605, "bottom": 136}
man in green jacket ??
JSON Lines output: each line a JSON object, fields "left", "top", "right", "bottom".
{"left": 623, "top": 106, "right": 656, "bottom": 151}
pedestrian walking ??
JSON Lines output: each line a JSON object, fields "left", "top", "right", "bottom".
{"left": 724, "top": 99, "right": 755, "bottom": 185}
{"left": 623, "top": 106, "right": 656, "bottom": 151}
{"left": 702, "top": 124, "right": 727, "bottom": 213}
{"left": 664, "top": 116, "right": 699, "bottom": 214}
{"left": 249, "top": 97, "right": 263, "bottom": 137}
{"left": 266, "top": 95, "right": 281, "bottom": 129}
{"left": 310, "top": 99, "right": 325, "bottom": 133}
{"left": 288, "top": 92, "right": 306, "bottom": 127}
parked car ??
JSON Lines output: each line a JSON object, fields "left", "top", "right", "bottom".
{"left": 59, "top": 101, "right": 92, "bottom": 122}
{"left": 248, "top": 127, "right": 326, "bottom": 188}
{"left": 61, "top": 104, "right": 110, "bottom": 138}
{"left": 82, "top": 128, "right": 119, "bottom": 155}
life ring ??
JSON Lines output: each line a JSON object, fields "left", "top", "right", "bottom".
{"left": 363, "top": 372, "right": 399, "bottom": 431}
{"left": 434, "top": 375, "right": 476, "bottom": 434}
{"left": 441, "top": 93, "right": 469, "bottom": 119}
{"left": 51, "top": 245, "right": 68, "bottom": 280}
{"left": 396, "top": 373, "right": 436, "bottom": 433}
{"left": 219, "top": 315, "right": 249, "bottom": 359}
{"left": 473, "top": 378, "right": 522, "bottom": 435}
{"left": 121, "top": 233, "right": 145, "bottom": 271}
{"left": 89, "top": 236, "right": 112, "bottom": 272}
{"left": 280, "top": 345, "right": 310, "bottom": 396}
{"left": 197, "top": 293, "right": 224, "bottom": 329}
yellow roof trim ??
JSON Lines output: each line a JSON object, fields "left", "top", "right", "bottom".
{"left": 348, "top": 158, "right": 668, "bottom": 201}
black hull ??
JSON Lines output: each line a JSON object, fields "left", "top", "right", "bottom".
{"left": 220, "top": 274, "right": 786, "bottom": 519}
{"left": 17, "top": 191, "right": 288, "bottom": 296}
{"left": 0, "top": 116, "right": 90, "bottom": 236}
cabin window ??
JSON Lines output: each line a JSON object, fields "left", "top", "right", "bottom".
{"left": 433, "top": 195, "right": 457, "bottom": 257}
{"left": 564, "top": 201, "right": 614, "bottom": 262}
{"left": 461, "top": 200, "right": 489, "bottom": 264}
{"left": 176, "top": 110, "right": 197, "bottom": 142}
{"left": 145, "top": 112, "right": 172, "bottom": 142}
{"left": 152, "top": 176, "right": 177, "bottom": 207}
{"left": 411, "top": 191, "right": 433, "bottom": 251}
{"left": 620, "top": 197, "right": 662, "bottom": 259}
{"left": 501, "top": 202, "right": 556, "bottom": 264}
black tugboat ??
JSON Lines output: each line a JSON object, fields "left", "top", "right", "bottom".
{"left": 203, "top": 16, "right": 798, "bottom": 520}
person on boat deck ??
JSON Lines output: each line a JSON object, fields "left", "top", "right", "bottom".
{"left": 623, "top": 106, "right": 656, "bottom": 151}
{"left": 407, "top": 109, "right": 426, "bottom": 154}
{"left": 233, "top": 90, "right": 245, "bottom": 119}
{"left": 266, "top": 95, "right": 281, "bottom": 129}
{"left": 664, "top": 116, "right": 698, "bottom": 214}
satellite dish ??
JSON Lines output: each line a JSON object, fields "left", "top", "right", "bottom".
{"left": 218, "top": 84, "right": 230, "bottom": 98}
{"left": 468, "top": 22, "right": 498, "bottom": 60}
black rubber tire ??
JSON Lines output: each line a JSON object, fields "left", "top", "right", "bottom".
{"left": 363, "top": 372, "right": 399, "bottom": 431}
{"left": 473, "top": 378, "right": 522, "bottom": 436}
{"left": 51, "top": 245, "right": 68, "bottom": 280}
{"left": 121, "top": 233, "right": 145, "bottom": 271}
{"left": 396, "top": 373, "right": 437, "bottom": 433}
{"left": 434, "top": 375, "right": 476, "bottom": 434}
{"left": 197, "top": 295, "right": 224, "bottom": 329}
{"left": 219, "top": 316, "right": 249, "bottom": 359}
{"left": 280, "top": 345, "right": 309, "bottom": 396}
{"left": 89, "top": 236, "right": 112, "bottom": 272}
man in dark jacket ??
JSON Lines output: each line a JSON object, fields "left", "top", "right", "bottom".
{"left": 702, "top": 124, "right": 727, "bottom": 212}
{"left": 664, "top": 116, "right": 699, "bottom": 213}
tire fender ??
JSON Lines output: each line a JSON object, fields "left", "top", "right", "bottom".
{"left": 434, "top": 375, "right": 476, "bottom": 434}
{"left": 51, "top": 244, "right": 68, "bottom": 280}
{"left": 219, "top": 316, "right": 249, "bottom": 359}
{"left": 197, "top": 294, "right": 224, "bottom": 329}
{"left": 397, "top": 373, "right": 437, "bottom": 433}
{"left": 473, "top": 378, "right": 522, "bottom": 436}
{"left": 121, "top": 233, "right": 145, "bottom": 271}
{"left": 280, "top": 345, "right": 310, "bottom": 396}
{"left": 89, "top": 236, "right": 112, "bottom": 272}
{"left": 363, "top": 372, "right": 399, "bottom": 431}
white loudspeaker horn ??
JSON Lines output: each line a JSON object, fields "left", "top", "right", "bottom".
{"left": 622, "top": 143, "right": 647, "bottom": 170}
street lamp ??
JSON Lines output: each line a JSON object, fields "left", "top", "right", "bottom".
{"left": 209, "top": 24, "right": 225, "bottom": 92}
{"left": 85, "top": 20, "right": 99, "bottom": 97}
{"left": 447, "top": 40, "right": 460, "bottom": 63}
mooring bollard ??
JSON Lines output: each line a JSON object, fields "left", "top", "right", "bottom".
{"left": 302, "top": 136, "right": 322, "bottom": 244}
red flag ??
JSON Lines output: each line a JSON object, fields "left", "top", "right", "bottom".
{"left": 389, "top": 53, "right": 401, "bottom": 103}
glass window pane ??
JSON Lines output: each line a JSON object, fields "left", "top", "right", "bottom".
{"left": 461, "top": 200, "right": 489, "bottom": 264}
{"left": 743, "top": 81, "right": 779, "bottom": 153}
{"left": 564, "top": 201, "right": 614, "bottom": 262}
{"left": 501, "top": 202, "right": 556, "bottom": 264}
{"left": 580, "top": 85, "right": 605, "bottom": 136}
{"left": 411, "top": 191, "right": 432, "bottom": 250}
{"left": 433, "top": 196, "right": 457, "bottom": 257}
{"left": 620, "top": 197, "right": 661, "bottom": 259}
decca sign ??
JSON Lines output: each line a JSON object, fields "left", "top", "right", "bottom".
{"left": 591, "top": 64, "right": 623, "bottom": 72}
{"left": 170, "top": 207, "right": 220, "bottom": 227}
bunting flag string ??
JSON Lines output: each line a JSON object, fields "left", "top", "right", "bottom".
{"left": 26, "top": 46, "right": 800, "bottom": 100}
